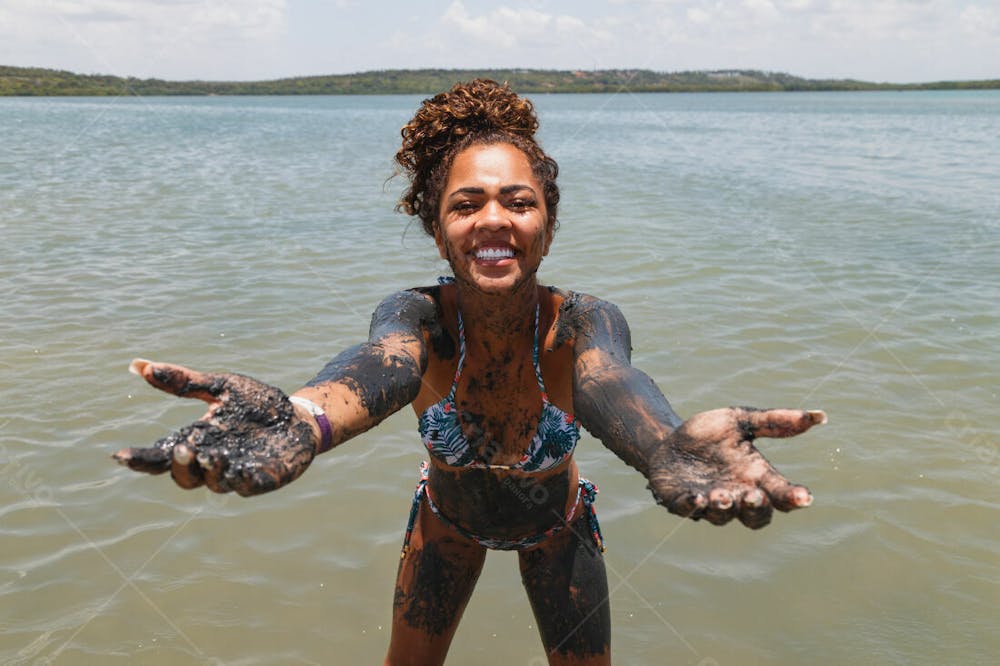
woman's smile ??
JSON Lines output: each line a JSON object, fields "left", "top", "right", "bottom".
{"left": 436, "top": 143, "right": 552, "bottom": 293}
{"left": 473, "top": 243, "right": 516, "bottom": 263}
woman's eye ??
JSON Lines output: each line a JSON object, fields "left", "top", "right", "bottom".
{"left": 509, "top": 199, "right": 535, "bottom": 210}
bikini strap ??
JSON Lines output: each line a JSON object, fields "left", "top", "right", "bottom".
{"left": 530, "top": 302, "right": 549, "bottom": 402}
{"left": 447, "top": 308, "right": 466, "bottom": 403}
{"left": 436, "top": 276, "right": 466, "bottom": 404}
{"left": 443, "top": 275, "right": 538, "bottom": 405}
{"left": 579, "top": 477, "right": 606, "bottom": 553}
{"left": 401, "top": 462, "right": 431, "bottom": 559}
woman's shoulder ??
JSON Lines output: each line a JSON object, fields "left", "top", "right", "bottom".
{"left": 373, "top": 286, "right": 441, "bottom": 316}
{"left": 546, "top": 286, "right": 625, "bottom": 318}
{"left": 370, "top": 286, "right": 456, "bottom": 360}
{"left": 369, "top": 287, "right": 443, "bottom": 340}
{"left": 545, "top": 286, "right": 630, "bottom": 351}
{"left": 394, "top": 277, "right": 453, "bottom": 310}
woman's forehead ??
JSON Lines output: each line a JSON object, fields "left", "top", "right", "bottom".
{"left": 446, "top": 143, "right": 538, "bottom": 191}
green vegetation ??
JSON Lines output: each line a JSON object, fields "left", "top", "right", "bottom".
{"left": 2, "top": 65, "right": 998, "bottom": 96}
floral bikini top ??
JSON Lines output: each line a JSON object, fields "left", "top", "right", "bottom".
{"left": 418, "top": 296, "right": 581, "bottom": 473}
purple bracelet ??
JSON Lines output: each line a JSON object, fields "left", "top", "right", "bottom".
{"left": 290, "top": 396, "right": 334, "bottom": 454}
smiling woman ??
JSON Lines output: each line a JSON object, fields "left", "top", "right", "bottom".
{"left": 434, "top": 143, "right": 554, "bottom": 294}
{"left": 115, "top": 79, "right": 825, "bottom": 666}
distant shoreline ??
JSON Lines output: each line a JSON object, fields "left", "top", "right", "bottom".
{"left": 2, "top": 65, "right": 998, "bottom": 96}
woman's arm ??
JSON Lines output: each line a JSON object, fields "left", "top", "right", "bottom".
{"left": 566, "top": 293, "right": 824, "bottom": 529}
{"left": 115, "top": 289, "right": 438, "bottom": 496}
{"left": 292, "top": 289, "right": 437, "bottom": 446}
{"left": 565, "top": 293, "right": 682, "bottom": 475}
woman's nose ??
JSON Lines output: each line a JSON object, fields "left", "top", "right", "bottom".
{"left": 476, "top": 200, "right": 510, "bottom": 230}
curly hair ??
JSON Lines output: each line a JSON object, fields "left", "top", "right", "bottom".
{"left": 395, "top": 79, "right": 560, "bottom": 237}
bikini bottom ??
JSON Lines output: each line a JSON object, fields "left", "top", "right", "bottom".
{"left": 401, "top": 461, "right": 605, "bottom": 557}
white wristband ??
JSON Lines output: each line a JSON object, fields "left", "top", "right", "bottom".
{"left": 289, "top": 396, "right": 333, "bottom": 453}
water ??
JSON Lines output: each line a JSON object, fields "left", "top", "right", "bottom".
{"left": 2, "top": 90, "right": 997, "bottom": 665}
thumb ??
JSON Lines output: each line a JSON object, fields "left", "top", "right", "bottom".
{"left": 738, "top": 408, "right": 827, "bottom": 439}
{"left": 130, "top": 359, "right": 228, "bottom": 404}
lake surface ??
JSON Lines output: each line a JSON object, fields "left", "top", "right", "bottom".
{"left": 1, "top": 90, "right": 997, "bottom": 665}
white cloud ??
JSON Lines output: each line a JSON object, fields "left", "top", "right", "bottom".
{"left": 686, "top": 7, "right": 711, "bottom": 24}
{"left": 438, "top": 1, "right": 611, "bottom": 59}
{"left": 0, "top": 0, "right": 287, "bottom": 78}
{"left": 442, "top": 1, "right": 531, "bottom": 48}
{"left": 592, "top": 0, "right": 1000, "bottom": 81}
{"left": 22, "top": 0, "right": 287, "bottom": 37}
{"left": 1, "top": 0, "right": 996, "bottom": 83}
{"left": 743, "top": 0, "right": 780, "bottom": 19}
{"left": 960, "top": 4, "right": 999, "bottom": 38}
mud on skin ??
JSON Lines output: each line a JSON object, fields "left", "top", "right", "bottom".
{"left": 563, "top": 293, "right": 683, "bottom": 476}
{"left": 410, "top": 286, "right": 457, "bottom": 361}
{"left": 428, "top": 466, "right": 571, "bottom": 539}
{"left": 119, "top": 372, "right": 318, "bottom": 496}
{"left": 306, "top": 290, "right": 445, "bottom": 418}
{"left": 454, "top": 407, "right": 544, "bottom": 466}
{"left": 550, "top": 290, "right": 625, "bottom": 353}
{"left": 643, "top": 407, "right": 816, "bottom": 527}
{"left": 394, "top": 540, "right": 481, "bottom": 636}
{"left": 185, "top": 376, "right": 316, "bottom": 495}
{"left": 520, "top": 513, "right": 611, "bottom": 657}
{"left": 307, "top": 343, "right": 424, "bottom": 417}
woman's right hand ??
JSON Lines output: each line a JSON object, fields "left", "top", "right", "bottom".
{"left": 113, "top": 360, "right": 318, "bottom": 496}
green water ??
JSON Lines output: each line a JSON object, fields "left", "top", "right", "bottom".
{"left": 2, "top": 91, "right": 997, "bottom": 664}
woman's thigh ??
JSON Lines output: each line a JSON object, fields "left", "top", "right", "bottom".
{"left": 519, "top": 514, "right": 611, "bottom": 666}
{"left": 385, "top": 499, "right": 487, "bottom": 666}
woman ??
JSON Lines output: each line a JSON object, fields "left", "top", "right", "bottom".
{"left": 115, "top": 79, "right": 825, "bottom": 666}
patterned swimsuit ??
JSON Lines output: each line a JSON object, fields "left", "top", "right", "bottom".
{"left": 402, "top": 281, "right": 604, "bottom": 555}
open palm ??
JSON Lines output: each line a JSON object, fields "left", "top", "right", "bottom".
{"left": 113, "top": 360, "right": 317, "bottom": 496}
{"left": 647, "top": 407, "right": 826, "bottom": 529}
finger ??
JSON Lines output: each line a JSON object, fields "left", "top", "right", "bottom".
{"left": 112, "top": 447, "right": 171, "bottom": 474}
{"left": 229, "top": 467, "right": 271, "bottom": 497}
{"left": 130, "top": 359, "right": 228, "bottom": 403}
{"left": 703, "top": 487, "right": 737, "bottom": 526}
{"left": 759, "top": 469, "right": 813, "bottom": 512}
{"left": 170, "top": 443, "right": 206, "bottom": 489}
{"left": 737, "top": 408, "right": 827, "bottom": 440}
{"left": 653, "top": 486, "right": 708, "bottom": 520}
{"left": 196, "top": 447, "right": 233, "bottom": 494}
{"left": 737, "top": 488, "right": 773, "bottom": 529}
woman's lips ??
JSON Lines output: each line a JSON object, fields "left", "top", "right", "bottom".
{"left": 475, "top": 246, "right": 515, "bottom": 261}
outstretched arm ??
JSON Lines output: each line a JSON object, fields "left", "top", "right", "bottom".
{"left": 567, "top": 293, "right": 824, "bottom": 529}
{"left": 294, "top": 289, "right": 437, "bottom": 443}
{"left": 115, "top": 289, "right": 437, "bottom": 495}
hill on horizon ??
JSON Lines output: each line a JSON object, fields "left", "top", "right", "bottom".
{"left": 2, "top": 65, "right": 998, "bottom": 96}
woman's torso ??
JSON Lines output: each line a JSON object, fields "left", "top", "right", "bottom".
{"left": 410, "top": 282, "right": 582, "bottom": 542}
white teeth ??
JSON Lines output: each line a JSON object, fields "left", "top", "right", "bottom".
{"left": 476, "top": 247, "right": 514, "bottom": 260}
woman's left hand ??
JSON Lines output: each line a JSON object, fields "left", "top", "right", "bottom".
{"left": 646, "top": 407, "right": 826, "bottom": 529}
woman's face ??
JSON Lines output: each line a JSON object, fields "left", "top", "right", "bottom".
{"left": 435, "top": 143, "right": 552, "bottom": 295}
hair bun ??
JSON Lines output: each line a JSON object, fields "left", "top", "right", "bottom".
{"left": 397, "top": 79, "right": 538, "bottom": 174}
{"left": 426, "top": 78, "right": 538, "bottom": 137}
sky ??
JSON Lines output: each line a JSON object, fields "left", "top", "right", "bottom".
{"left": 1, "top": 0, "right": 997, "bottom": 84}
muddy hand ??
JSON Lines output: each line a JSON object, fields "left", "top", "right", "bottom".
{"left": 114, "top": 359, "right": 317, "bottom": 496}
{"left": 646, "top": 407, "right": 826, "bottom": 529}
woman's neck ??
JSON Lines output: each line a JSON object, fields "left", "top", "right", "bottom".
{"left": 453, "top": 277, "right": 540, "bottom": 348}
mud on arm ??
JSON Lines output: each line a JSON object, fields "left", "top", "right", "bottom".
{"left": 567, "top": 294, "right": 683, "bottom": 478}
{"left": 116, "top": 290, "right": 438, "bottom": 496}
{"left": 568, "top": 293, "right": 823, "bottom": 528}
{"left": 293, "top": 289, "right": 437, "bottom": 448}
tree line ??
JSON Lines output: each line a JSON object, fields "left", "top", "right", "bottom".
{"left": 2, "top": 65, "right": 997, "bottom": 96}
